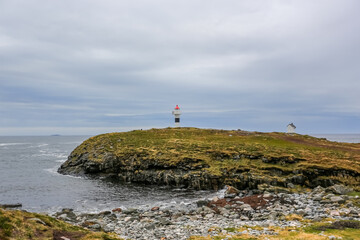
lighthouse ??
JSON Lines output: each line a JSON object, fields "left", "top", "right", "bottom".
{"left": 172, "top": 105, "right": 181, "bottom": 127}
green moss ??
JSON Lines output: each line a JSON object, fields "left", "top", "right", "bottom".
{"left": 102, "top": 234, "right": 122, "bottom": 240}
{"left": 347, "top": 191, "right": 360, "bottom": 197}
{"left": 0, "top": 215, "right": 13, "bottom": 237}
{"left": 223, "top": 227, "right": 237, "bottom": 232}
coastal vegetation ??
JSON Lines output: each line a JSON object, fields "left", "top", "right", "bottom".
{"left": 2, "top": 206, "right": 359, "bottom": 240}
{"left": 188, "top": 219, "right": 360, "bottom": 239}
{"left": 0, "top": 207, "right": 122, "bottom": 240}
{"left": 59, "top": 128, "right": 360, "bottom": 191}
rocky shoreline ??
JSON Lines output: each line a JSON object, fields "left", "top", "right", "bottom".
{"left": 52, "top": 185, "right": 360, "bottom": 240}
{"left": 53, "top": 129, "right": 360, "bottom": 239}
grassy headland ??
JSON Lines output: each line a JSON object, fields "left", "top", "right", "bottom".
{"left": 58, "top": 128, "right": 360, "bottom": 191}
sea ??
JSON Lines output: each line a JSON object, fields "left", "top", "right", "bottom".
{"left": 0, "top": 134, "right": 359, "bottom": 214}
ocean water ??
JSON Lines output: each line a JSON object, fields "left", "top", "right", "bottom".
{"left": 0, "top": 136, "right": 218, "bottom": 213}
{"left": 0, "top": 134, "right": 359, "bottom": 214}
{"left": 311, "top": 134, "right": 360, "bottom": 143}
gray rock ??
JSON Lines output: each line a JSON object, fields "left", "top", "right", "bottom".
{"left": 312, "top": 194, "right": 323, "bottom": 201}
{"left": 312, "top": 185, "right": 325, "bottom": 193}
{"left": 52, "top": 190, "right": 360, "bottom": 240}
{"left": 330, "top": 210, "right": 340, "bottom": 216}
{"left": 203, "top": 206, "right": 215, "bottom": 214}
{"left": 325, "top": 194, "right": 335, "bottom": 199}
{"left": 196, "top": 199, "right": 210, "bottom": 207}
{"left": 327, "top": 184, "right": 353, "bottom": 195}
{"left": 330, "top": 196, "right": 345, "bottom": 204}
{"left": 240, "top": 203, "right": 252, "bottom": 210}
{"left": 103, "top": 223, "right": 115, "bottom": 232}
{"left": 158, "top": 218, "right": 172, "bottom": 225}
{"left": 88, "top": 223, "right": 101, "bottom": 230}
{"left": 123, "top": 208, "right": 138, "bottom": 214}
{"left": 287, "top": 183, "right": 295, "bottom": 188}
{"left": 28, "top": 218, "right": 47, "bottom": 226}
{"left": 295, "top": 209, "right": 305, "bottom": 215}
{"left": 225, "top": 193, "right": 237, "bottom": 198}
{"left": 55, "top": 208, "right": 77, "bottom": 222}
{"left": 205, "top": 213, "right": 214, "bottom": 218}
{"left": 263, "top": 193, "right": 273, "bottom": 198}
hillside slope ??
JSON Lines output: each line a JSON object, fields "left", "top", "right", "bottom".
{"left": 0, "top": 207, "right": 122, "bottom": 240}
{"left": 58, "top": 128, "right": 360, "bottom": 191}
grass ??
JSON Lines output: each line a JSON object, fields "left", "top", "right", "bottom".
{"left": 64, "top": 128, "right": 360, "bottom": 190}
{"left": 347, "top": 191, "right": 360, "bottom": 197}
{"left": 304, "top": 220, "right": 360, "bottom": 240}
{"left": 189, "top": 220, "right": 360, "bottom": 240}
{"left": 0, "top": 214, "right": 13, "bottom": 237}
{"left": 0, "top": 207, "right": 123, "bottom": 240}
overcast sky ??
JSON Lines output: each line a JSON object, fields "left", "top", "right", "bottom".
{"left": 0, "top": 0, "right": 359, "bottom": 135}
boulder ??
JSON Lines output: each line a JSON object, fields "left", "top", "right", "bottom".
{"left": 151, "top": 206, "right": 160, "bottom": 211}
{"left": 326, "top": 184, "right": 353, "bottom": 195}
{"left": 330, "top": 196, "right": 345, "bottom": 204}
{"left": 54, "top": 208, "right": 77, "bottom": 222}
{"left": 28, "top": 218, "right": 47, "bottom": 226}
{"left": 330, "top": 210, "right": 340, "bottom": 216}
{"left": 196, "top": 199, "right": 210, "bottom": 207}
{"left": 225, "top": 185, "right": 240, "bottom": 195}
{"left": 112, "top": 208, "right": 122, "bottom": 213}
{"left": 312, "top": 185, "right": 325, "bottom": 194}
{"left": 123, "top": 208, "right": 138, "bottom": 214}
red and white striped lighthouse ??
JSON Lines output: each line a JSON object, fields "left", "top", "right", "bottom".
{"left": 172, "top": 105, "right": 181, "bottom": 127}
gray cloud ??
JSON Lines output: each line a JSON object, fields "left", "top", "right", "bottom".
{"left": 0, "top": 0, "right": 359, "bottom": 135}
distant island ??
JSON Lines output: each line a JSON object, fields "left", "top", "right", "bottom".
{"left": 58, "top": 127, "right": 360, "bottom": 192}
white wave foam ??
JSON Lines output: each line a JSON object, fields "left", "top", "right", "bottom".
{"left": 44, "top": 167, "right": 59, "bottom": 175}
{"left": 35, "top": 152, "right": 68, "bottom": 159}
{"left": 44, "top": 166, "right": 82, "bottom": 179}
{"left": 63, "top": 174, "right": 83, "bottom": 179}
{"left": 38, "top": 143, "right": 49, "bottom": 147}
{"left": 0, "top": 143, "right": 28, "bottom": 147}
{"left": 216, "top": 187, "right": 227, "bottom": 198}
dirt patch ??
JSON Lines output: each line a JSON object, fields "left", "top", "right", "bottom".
{"left": 232, "top": 194, "right": 274, "bottom": 209}
{"left": 53, "top": 230, "right": 86, "bottom": 240}
{"left": 208, "top": 194, "right": 275, "bottom": 213}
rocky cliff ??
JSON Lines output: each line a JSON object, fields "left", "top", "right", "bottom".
{"left": 58, "top": 128, "right": 360, "bottom": 191}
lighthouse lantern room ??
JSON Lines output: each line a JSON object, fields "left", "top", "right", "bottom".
{"left": 172, "top": 105, "right": 181, "bottom": 127}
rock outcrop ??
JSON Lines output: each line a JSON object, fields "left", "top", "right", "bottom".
{"left": 58, "top": 128, "right": 360, "bottom": 191}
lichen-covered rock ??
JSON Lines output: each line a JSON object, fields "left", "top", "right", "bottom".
{"left": 327, "top": 184, "right": 353, "bottom": 195}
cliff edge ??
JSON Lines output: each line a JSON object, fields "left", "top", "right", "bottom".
{"left": 58, "top": 128, "right": 360, "bottom": 191}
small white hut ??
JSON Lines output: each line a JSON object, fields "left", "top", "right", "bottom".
{"left": 287, "top": 123, "right": 296, "bottom": 133}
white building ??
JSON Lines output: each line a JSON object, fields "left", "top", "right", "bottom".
{"left": 172, "top": 105, "right": 181, "bottom": 127}
{"left": 287, "top": 123, "right": 296, "bottom": 133}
